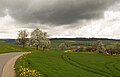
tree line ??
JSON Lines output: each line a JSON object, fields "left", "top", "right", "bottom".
{"left": 17, "top": 28, "right": 50, "bottom": 50}
{"left": 59, "top": 40, "right": 120, "bottom": 55}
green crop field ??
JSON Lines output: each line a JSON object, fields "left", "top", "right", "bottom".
{"left": 15, "top": 50, "right": 120, "bottom": 77}
{"left": 0, "top": 41, "right": 35, "bottom": 54}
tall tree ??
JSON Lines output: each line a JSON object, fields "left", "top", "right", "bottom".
{"left": 17, "top": 30, "right": 28, "bottom": 47}
{"left": 30, "top": 28, "right": 50, "bottom": 50}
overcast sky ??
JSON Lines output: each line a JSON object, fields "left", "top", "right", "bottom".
{"left": 0, "top": 0, "right": 120, "bottom": 39}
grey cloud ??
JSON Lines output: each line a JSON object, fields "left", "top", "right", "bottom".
{"left": 0, "top": 11, "right": 5, "bottom": 17}
{"left": 0, "top": 30, "right": 8, "bottom": 33}
{"left": 0, "top": 0, "right": 119, "bottom": 25}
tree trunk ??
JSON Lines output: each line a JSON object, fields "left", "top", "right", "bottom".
{"left": 23, "top": 44, "right": 25, "bottom": 48}
{"left": 43, "top": 47, "right": 45, "bottom": 51}
{"left": 36, "top": 45, "right": 39, "bottom": 50}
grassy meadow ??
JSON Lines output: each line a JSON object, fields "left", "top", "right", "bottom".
{"left": 0, "top": 40, "right": 35, "bottom": 54}
{"left": 0, "top": 39, "right": 120, "bottom": 77}
{"left": 15, "top": 50, "right": 120, "bottom": 77}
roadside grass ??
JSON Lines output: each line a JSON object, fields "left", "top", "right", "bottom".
{"left": 0, "top": 41, "right": 36, "bottom": 54}
{"left": 15, "top": 50, "right": 120, "bottom": 77}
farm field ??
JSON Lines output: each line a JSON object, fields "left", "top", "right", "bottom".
{"left": 15, "top": 50, "right": 120, "bottom": 77}
{"left": 51, "top": 39, "right": 119, "bottom": 48}
{"left": 0, "top": 39, "right": 117, "bottom": 53}
{"left": 0, "top": 41, "right": 35, "bottom": 54}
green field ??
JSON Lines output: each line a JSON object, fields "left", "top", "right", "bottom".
{"left": 0, "top": 41, "right": 35, "bottom": 54}
{"left": 0, "top": 40, "right": 120, "bottom": 77}
{"left": 15, "top": 50, "right": 120, "bottom": 77}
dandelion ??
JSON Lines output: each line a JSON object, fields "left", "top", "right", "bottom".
{"left": 18, "top": 66, "right": 42, "bottom": 77}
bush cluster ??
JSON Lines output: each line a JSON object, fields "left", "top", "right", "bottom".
{"left": 61, "top": 40, "right": 120, "bottom": 55}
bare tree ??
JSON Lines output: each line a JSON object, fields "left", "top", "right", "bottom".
{"left": 17, "top": 30, "right": 28, "bottom": 47}
{"left": 30, "top": 28, "right": 50, "bottom": 50}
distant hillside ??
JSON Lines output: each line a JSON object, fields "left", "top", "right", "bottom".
{"left": 0, "top": 38, "right": 119, "bottom": 44}
{"left": 0, "top": 39, "right": 16, "bottom": 44}
{"left": 50, "top": 38, "right": 120, "bottom": 41}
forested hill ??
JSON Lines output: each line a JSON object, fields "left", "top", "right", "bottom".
{"left": 0, "top": 39, "right": 16, "bottom": 44}
{"left": 49, "top": 38, "right": 120, "bottom": 41}
{"left": 0, "top": 38, "right": 120, "bottom": 44}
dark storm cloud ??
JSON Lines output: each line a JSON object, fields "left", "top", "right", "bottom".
{"left": 0, "top": 0, "right": 118, "bottom": 25}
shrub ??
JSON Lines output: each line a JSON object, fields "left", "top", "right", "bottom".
{"left": 85, "top": 46, "right": 93, "bottom": 52}
{"left": 112, "top": 42, "right": 120, "bottom": 54}
{"left": 59, "top": 43, "right": 68, "bottom": 49}
{"left": 95, "top": 41, "right": 107, "bottom": 54}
